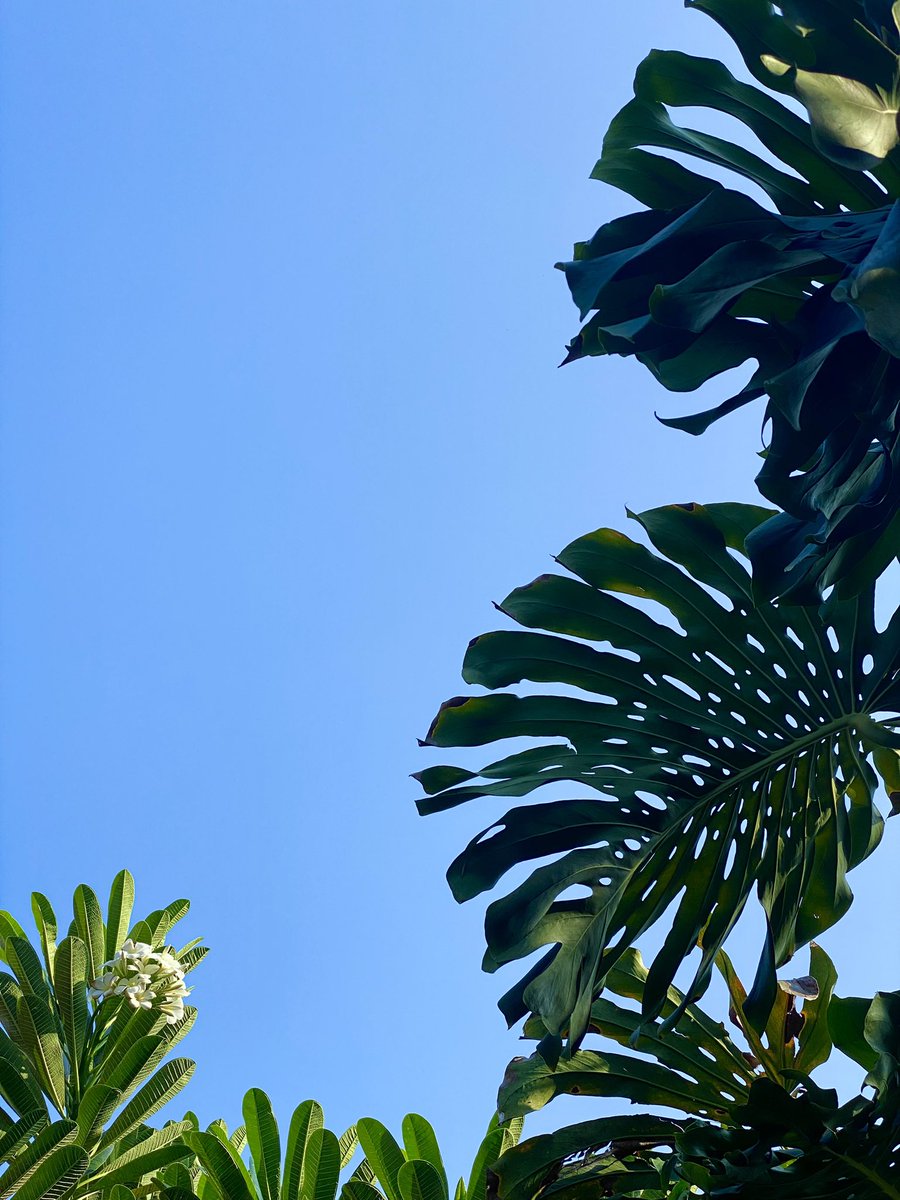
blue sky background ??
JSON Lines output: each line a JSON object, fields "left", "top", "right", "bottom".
{"left": 1, "top": 0, "right": 898, "bottom": 1180}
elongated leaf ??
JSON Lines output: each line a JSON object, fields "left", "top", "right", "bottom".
{"left": 398, "top": 1161, "right": 445, "bottom": 1200}
{"left": 401, "top": 1116, "right": 446, "bottom": 1200}
{"left": 105, "top": 872, "right": 135, "bottom": 963}
{"left": 0, "top": 1110, "right": 48, "bottom": 1166}
{"left": 16, "top": 995, "right": 66, "bottom": 1114}
{"left": 97, "top": 1058, "right": 195, "bottom": 1148}
{"left": 419, "top": 503, "right": 899, "bottom": 1047}
{"left": 6, "top": 938, "right": 52, "bottom": 1005}
{"left": 356, "top": 1121, "right": 404, "bottom": 1200}
{"left": 30, "top": 895, "right": 57, "bottom": 978}
{"left": 72, "top": 887, "right": 105, "bottom": 985}
{"left": 54, "top": 937, "right": 88, "bottom": 1099}
{"left": 464, "top": 1128, "right": 504, "bottom": 1200}
{"left": 338, "top": 1126, "right": 359, "bottom": 1170}
{"left": 243, "top": 1087, "right": 281, "bottom": 1200}
{"left": 300, "top": 1128, "right": 341, "bottom": 1200}
{"left": 283, "top": 1100, "right": 324, "bottom": 1200}
{"left": 490, "top": 1114, "right": 681, "bottom": 1200}
{"left": 183, "top": 1130, "right": 256, "bottom": 1200}
{"left": 0, "top": 1032, "right": 46, "bottom": 1118}
{"left": 0, "top": 1119, "right": 77, "bottom": 1197}
{"left": 88, "top": 1122, "right": 194, "bottom": 1189}
{"left": 9, "top": 1143, "right": 88, "bottom": 1200}
{"left": 0, "top": 916, "right": 28, "bottom": 963}
{"left": 0, "top": 976, "right": 23, "bottom": 1045}
{"left": 342, "top": 1184, "right": 383, "bottom": 1200}
{"left": 75, "top": 1084, "right": 123, "bottom": 1150}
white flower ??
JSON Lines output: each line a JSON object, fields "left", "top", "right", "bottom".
{"left": 159, "top": 997, "right": 185, "bottom": 1025}
{"left": 117, "top": 939, "right": 153, "bottom": 962}
{"left": 89, "top": 971, "right": 120, "bottom": 999}
{"left": 90, "top": 940, "right": 192, "bottom": 1021}
{"left": 155, "top": 951, "right": 185, "bottom": 978}
{"left": 124, "top": 983, "right": 156, "bottom": 1010}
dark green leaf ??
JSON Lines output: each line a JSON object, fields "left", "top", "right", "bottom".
{"left": 420, "top": 504, "right": 899, "bottom": 1047}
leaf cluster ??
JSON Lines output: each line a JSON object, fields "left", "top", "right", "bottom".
{"left": 0, "top": 871, "right": 206, "bottom": 1198}
{"left": 558, "top": 0, "right": 900, "bottom": 600}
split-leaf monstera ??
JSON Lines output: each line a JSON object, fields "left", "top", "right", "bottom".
{"left": 560, "top": 0, "right": 900, "bottom": 601}
{"left": 491, "top": 948, "right": 900, "bottom": 1200}
{"left": 417, "top": 503, "right": 900, "bottom": 1052}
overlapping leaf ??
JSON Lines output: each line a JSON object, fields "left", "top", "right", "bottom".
{"left": 418, "top": 503, "right": 900, "bottom": 1049}
{"left": 500, "top": 949, "right": 757, "bottom": 1122}
{"left": 560, "top": 1, "right": 900, "bottom": 600}
{"left": 490, "top": 948, "right": 898, "bottom": 1200}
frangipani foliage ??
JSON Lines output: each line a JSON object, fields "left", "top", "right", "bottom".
{"left": 179, "top": 1095, "right": 522, "bottom": 1200}
{"left": 417, "top": 502, "right": 900, "bottom": 1053}
{"left": 0, "top": 870, "right": 207, "bottom": 1199}
{"left": 174, "top": 1093, "right": 360, "bottom": 1200}
{"left": 490, "top": 947, "right": 900, "bottom": 1200}
{"left": 559, "top": 0, "right": 900, "bottom": 601}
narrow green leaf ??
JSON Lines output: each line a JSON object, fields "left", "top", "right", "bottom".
{"left": 30, "top": 895, "right": 58, "bottom": 978}
{"left": 0, "top": 1110, "right": 48, "bottom": 1166}
{"left": 341, "top": 1184, "right": 384, "bottom": 1200}
{"left": 464, "top": 1129, "right": 504, "bottom": 1200}
{"left": 283, "top": 1100, "right": 325, "bottom": 1200}
{"left": 53, "top": 937, "right": 88, "bottom": 1099}
{"left": 97, "top": 1058, "right": 195, "bottom": 1148}
{"left": 0, "top": 916, "right": 28, "bottom": 966}
{"left": 105, "top": 872, "right": 135, "bottom": 963}
{"left": 9, "top": 1142, "right": 88, "bottom": 1200}
{"left": 0, "top": 1031, "right": 46, "bottom": 1119}
{"left": 300, "top": 1128, "right": 341, "bottom": 1200}
{"left": 72, "top": 887, "right": 105, "bottom": 984}
{"left": 338, "top": 1126, "right": 359, "bottom": 1169}
{"left": 15, "top": 995, "right": 66, "bottom": 1115}
{"left": 243, "top": 1087, "right": 281, "bottom": 1200}
{"left": 5, "top": 939, "right": 52, "bottom": 1005}
{"left": 75, "top": 1084, "right": 122, "bottom": 1150}
{"left": 86, "top": 1122, "right": 194, "bottom": 1188}
{"left": 0, "top": 1118, "right": 78, "bottom": 1196}
{"left": 356, "top": 1120, "right": 405, "bottom": 1200}
{"left": 400, "top": 1116, "right": 446, "bottom": 1200}
{"left": 398, "top": 1161, "right": 446, "bottom": 1200}
{"left": 184, "top": 1129, "right": 256, "bottom": 1200}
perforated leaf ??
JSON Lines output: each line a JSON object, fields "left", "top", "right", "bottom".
{"left": 559, "top": 4, "right": 900, "bottom": 600}
{"left": 419, "top": 503, "right": 900, "bottom": 1048}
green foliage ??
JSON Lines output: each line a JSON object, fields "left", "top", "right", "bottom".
{"left": 418, "top": 501, "right": 900, "bottom": 1051}
{"left": 559, "top": 0, "right": 900, "bottom": 601}
{"left": 491, "top": 950, "right": 900, "bottom": 1200}
{"left": 0, "top": 871, "right": 206, "bottom": 1198}
{"left": 181, "top": 1097, "right": 521, "bottom": 1200}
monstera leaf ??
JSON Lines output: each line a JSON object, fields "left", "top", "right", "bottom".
{"left": 560, "top": 0, "right": 900, "bottom": 600}
{"left": 490, "top": 947, "right": 899, "bottom": 1200}
{"left": 498, "top": 949, "right": 758, "bottom": 1122}
{"left": 417, "top": 503, "right": 900, "bottom": 1050}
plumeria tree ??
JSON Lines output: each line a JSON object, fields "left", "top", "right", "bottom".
{"left": 0, "top": 873, "right": 521, "bottom": 1200}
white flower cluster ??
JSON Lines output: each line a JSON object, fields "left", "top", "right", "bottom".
{"left": 90, "top": 938, "right": 190, "bottom": 1025}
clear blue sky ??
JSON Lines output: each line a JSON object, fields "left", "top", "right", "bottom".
{"left": 1, "top": 1, "right": 897, "bottom": 1180}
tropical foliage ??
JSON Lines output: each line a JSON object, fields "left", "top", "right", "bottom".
{"left": 416, "top": 2, "right": 900, "bottom": 1197}
{"left": 0, "top": 870, "right": 206, "bottom": 1198}
{"left": 419, "top": 501, "right": 900, "bottom": 1053}
{"left": 493, "top": 946, "right": 900, "bottom": 1199}
{"left": 7, "top": 4, "right": 900, "bottom": 1200}
{"left": 0, "top": 872, "right": 522, "bottom": 1200}
{"left": 557, "top": 0, "right": 900, "bottom": 601}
